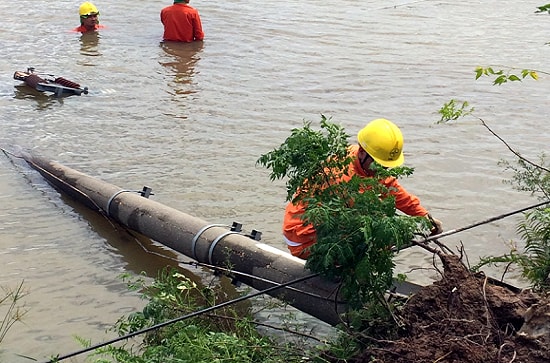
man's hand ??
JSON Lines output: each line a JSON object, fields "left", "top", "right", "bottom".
{"left": 427, "top": 214, "right": 443, "bottom": 236}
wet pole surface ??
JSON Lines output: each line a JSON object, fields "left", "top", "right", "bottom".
{"left": 24, "top": 153, "right": 348, "bottom": 326}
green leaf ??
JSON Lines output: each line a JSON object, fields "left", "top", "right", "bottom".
{"left": 474, "top": 67, "right": 483, "bottom": 79}
{"left": 493, "top": 75, "right": 507, "bottom": 85}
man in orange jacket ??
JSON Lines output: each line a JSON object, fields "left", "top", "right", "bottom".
{"left": 161, "top": 0, "right": 204, "bottom": 42}
{"left": 73, "top": 2, "right": 106, "bottom": 33}
{"left": 283, "top": 118, "right": 443, "bottom": 259}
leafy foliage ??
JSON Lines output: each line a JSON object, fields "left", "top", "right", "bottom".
{"left": 535, "top": 3, "right": 550, "bottom": 13}
{"left": 497, "top": 154, "right": 550, "bottom": 289}
{"left": 257, "top": 115, "right": 352, "bottom": 203}
{"left": 257, "top": 116, "right": 429, "bottom": 310}
{"left": 516, "top": 208, "right": 550, "bottom": 289}
{"left": 440, "top": 60, "right": 550, "bottom": 289}
{"left": 499, "top": 154, "right": 550, "bottom": 201}
{"left": 90, "top": 269, "right": 310, "bottom": 363}
{"left": 474, "top": 66, "right": 539, "bottom": 85}
{"left": 474, "top": 207, "right": 550, "bottom": 290}
{"left": 437, "top": 99, "right": 474, "bottom": 124}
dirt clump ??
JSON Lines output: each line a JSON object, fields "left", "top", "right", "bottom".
{"left": 352, "top": 254, "right": 550, "bottom": 363}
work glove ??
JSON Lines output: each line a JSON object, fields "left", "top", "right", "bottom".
{"left": 427, "top": 214, "right": 443, "bottom": 236}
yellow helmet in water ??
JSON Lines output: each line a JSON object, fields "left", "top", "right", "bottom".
{"left": 357, "top": 118, "right": 405, "bottom": 168}
{"left": 79, "top": 2, "right": 99, "bottom": 16}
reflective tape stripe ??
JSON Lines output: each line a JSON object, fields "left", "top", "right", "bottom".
{"left": 283, "top": 235, "right": 303, "bottom": 247}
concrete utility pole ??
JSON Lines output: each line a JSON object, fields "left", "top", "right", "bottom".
{"left": 23, "top": 153, "right": 348, "bottom": 326}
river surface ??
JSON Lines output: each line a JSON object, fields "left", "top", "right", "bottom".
{"left": 0, "top": 0, "right": 549, "bottom": 361}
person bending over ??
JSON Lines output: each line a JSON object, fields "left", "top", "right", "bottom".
{"left": 282, "top": 118, "right": 443, "bottom": 259}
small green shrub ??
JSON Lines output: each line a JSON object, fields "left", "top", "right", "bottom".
{"left": 90, "top": 269, "right": 311, "bottom": 363}
{"left": 437, "top": 92, "right": 550, "bottom": 290}
{"left": 437, "top": 99, "right": 474, "bottom": 124}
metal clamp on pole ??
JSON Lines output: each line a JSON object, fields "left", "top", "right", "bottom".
{"left": 191, "top": 224, "right": 229, "bottom": 261}
{"left": 106, "top": 187, "right": 154, "bottom": 217}
{"left": 245, "top": 229, "right": 262, "bottom": 241}
{"left": 139, "top": 186, "right": 154, "bottom": 198}
{"left": 230, "top": 221, "right": 243, "bottom": 232}
{"left": 191, "top": 221, "right": 243, "bottom": 262}
{"left": 105, "top": 189, "right": 132, "bottom": 217}
{"left": 208, "top": 231, "right": 241, "bottom": 265}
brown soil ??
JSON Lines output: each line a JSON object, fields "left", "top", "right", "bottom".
{"left": 352, "top": 254, "right": 550, "bottom": 363}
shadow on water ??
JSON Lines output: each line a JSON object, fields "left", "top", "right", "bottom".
{"left": 12, "top": 85, "right": 64, "bottom": 110}
{"left": 56, "top": 191, "right": 244, "bottom": 303}
{"left": 58, "top": 192, "right": 203, "bottom": 280}
{"left": 159, "top": 41, "right": 203, "bottom": 95}
{"left": 79, "top": 32, "right": 102, "bottom": 57}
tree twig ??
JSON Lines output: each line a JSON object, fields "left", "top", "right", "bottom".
{"left": 477, "top": 117, "right": 550, "bottom": 174}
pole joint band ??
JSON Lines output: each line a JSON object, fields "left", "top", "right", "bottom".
{"left": 191, "top": 224, "right": 228, "bottom": 261}
{"left": 105, "top": 190, "right": 132, "bottom": 217}
{"left": 208, "top": 231, "right": 241, "bottom": 265}
{"left": 105, "top": 187, "right": 154, "bottom": 217}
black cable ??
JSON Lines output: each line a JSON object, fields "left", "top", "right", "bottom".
{"left": 424, "top": 200, "right": 550, "bottom": 242}
{"left": 40, "top": 272, "right": 320, "bottom": 363}
{"left": 181, "top": 259, "right": 344, "bottom": 303}
{"left": 125, "top": 229, "right": 344, "bottom": 303}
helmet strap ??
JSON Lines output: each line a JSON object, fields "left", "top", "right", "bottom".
{"left": 358, "top": 147, "right": 375, "bottom": 175}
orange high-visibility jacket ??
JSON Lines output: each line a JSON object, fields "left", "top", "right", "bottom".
{"left": 72, "top": 24, "right": 106, "bottom": 33}
{"left": 283, "top": 145, "right": 428, "bottom": 258}
{"left": 161, "top": 3, "right": 204, "bottom": 42}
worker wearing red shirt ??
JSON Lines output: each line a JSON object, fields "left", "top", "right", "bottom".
{"left": 73, "top": 2, "right": 106, "bottom": 33}
{"left": 161, "top": 0, "right": 204, "bottom": 42}
{"left": 283, "top": 119, "right": 443, "bottom": 259}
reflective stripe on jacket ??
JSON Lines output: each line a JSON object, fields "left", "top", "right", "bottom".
{"left": 282, "top": 145, "right": 428, "bottom": 258}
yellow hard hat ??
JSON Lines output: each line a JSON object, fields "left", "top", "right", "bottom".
{"left": 79, "top": 2, "right": 99, "bottom": 16}
{"left": 357, "top": 118, "right": 405, "bottom": 168}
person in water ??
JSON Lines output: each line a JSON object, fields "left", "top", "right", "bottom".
{"left": 73, "top": 2, "right": 106, "bottom": 33}
{"left": 161, "top": 0, "right": 204, "bottom": 42}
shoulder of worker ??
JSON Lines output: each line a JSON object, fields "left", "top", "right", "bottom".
{"left": 347, "top": 144, "right": 359, "bottom": 155}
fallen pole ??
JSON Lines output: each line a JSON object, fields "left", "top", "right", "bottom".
{"left": 21, "top": 152, "right": 348, "bottom": 326}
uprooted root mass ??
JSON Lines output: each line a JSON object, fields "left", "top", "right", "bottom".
{"left": 351, "top": 254, "right": 550, "bottom": 363}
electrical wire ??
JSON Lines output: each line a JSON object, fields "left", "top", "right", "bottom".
{"left": 40, "top": 273, "right": 320, "bottom": 363}
{"left": 424, "top": 199, "right": 550, "bottom": 242}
